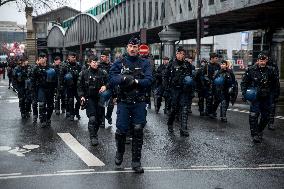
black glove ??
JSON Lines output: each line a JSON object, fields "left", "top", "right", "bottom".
{"left": 122, "top": 75, "right": 135, "bottom": 87}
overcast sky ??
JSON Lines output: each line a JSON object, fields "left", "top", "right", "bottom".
{"left": 0, "top": 0, "right": 101, "bottom": 25}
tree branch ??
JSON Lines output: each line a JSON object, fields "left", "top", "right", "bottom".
{"left": 0, "top": 0, "right": 16, "bottom": 7}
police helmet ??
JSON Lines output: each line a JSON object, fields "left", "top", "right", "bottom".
{"left": 183, "top": 76, "right": 194, "bottom": 86}
{"left": 214, "top": 76, "right": 225, "bottom": 86}
{"left": 98, "top": 90, "right": 112, "bottom": 107}
{"left": 244, "top": 88, "right": 257, "bottom": 102}
{"left": 64, "top": 73, "right": 73, "bottom": 81}
{"left": 46, "top": 68, "right": 56, "bottom": 82}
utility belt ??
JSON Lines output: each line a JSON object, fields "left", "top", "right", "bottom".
{"left": 117, "top": 95, "right": 146, "bottom": 104}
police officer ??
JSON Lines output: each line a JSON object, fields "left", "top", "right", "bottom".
{"left": 78, "top": 56, "right": 108, "bottom": 146}
{"left": 99, "top": 50, "right": 113, "bottom": 126}
{"left": 165, "top": 47, "right": 194, "bottom": 137}
{"left": 60, "top": 52, "right": 82, "bottom": 121}
{"left": 30, "top": 53, "right": 57, "bottom": 127}
{"left": 52, "top": 56, "right": 66, "bottom": 115}
{"left": 13, "top": 56, "right": 32, "bottom": 119}
{"left": 109, "top": 37, "right": 153, "bottom": 173}
{"left": 195, "top": 53, "right": 220, "bottom": 117}
{"left": 153, "top": 56, "right": 169, "bottom": 114}
{"left": 212, "top": 60, "right": 237, "bottom": 122}
{"left": 241, "top": 52, "right": 280, "bottom": 143}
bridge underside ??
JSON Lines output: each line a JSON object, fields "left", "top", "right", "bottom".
{"left": 101, "top": 0, "right": 284, "bottom": 46}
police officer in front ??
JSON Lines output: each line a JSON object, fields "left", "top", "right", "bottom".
{"left": 165, "top": 47, "right": 194, "bottom": 137}
{"left": 30, "top": 53, "right": 57, "bottom": 127}
{"left": 109, "top": 37, "right": 153, "bottom": 173}
{"left": 241, "top": 52, "right": 280, "bottom": 143}
{"left": 78, "top": 56, "right": 108, "bottom": 146}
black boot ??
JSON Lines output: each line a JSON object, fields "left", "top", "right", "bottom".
{"left": 90, "top": 136, "right": 99, "bottom": 146}
{"left": 115, "top": 132, "right": 126, "bottom": 166}
{"left": 180, "top": 106, "right": 189, "bottom": 137}
{"left": 88, "top": 116, "right": 99, "bottom": 146}
{"left": 131, "top": 124, "right": 144, "bottom": 173}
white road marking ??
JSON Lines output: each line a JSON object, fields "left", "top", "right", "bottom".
{"left": 57, "top": 133, "right": 105, "bottom": 167}
{"left": 1, "top": 166, "right": 284, "bottom": 180}
{"left": 259, "top": 164, "right": 284, "bottom": 167}
{"left": 8, "top": 147, "right": 31, "bottom": 157}
{"left": 57, "top": 169, "right": 95, "bottom": 173}
{"left": 0, "top": 146, "right": 12, "bottom": 151}
{"left": 0, "top": 173, "right": 21, "bottom": 177}
{"left": 6, "top": 99, "right": 19, "bottom": 103}
{"left": 22, "top": 145, "right": 40, "bottom": 150}
{"left": 191, "top": 165, "right": 228, "bottom": 168}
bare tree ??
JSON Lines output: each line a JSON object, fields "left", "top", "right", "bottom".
{"left": 0, "top": 0, "right": 70, "bottom": 15}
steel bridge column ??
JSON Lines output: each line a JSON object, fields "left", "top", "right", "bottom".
{"left": 158, "top": 26, "right": 181, "bottom": 59}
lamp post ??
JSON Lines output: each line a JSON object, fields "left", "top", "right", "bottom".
{"left": 196, "top": 0, "right": 202, "bottom": 68}
{"left": 79, "top": 0, "right": 83, "bottom": 63}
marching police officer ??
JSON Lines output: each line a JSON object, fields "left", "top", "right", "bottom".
{"left": 13, "top": 56, "right": 32, "bottom": 119}
{"left": 153, "top": 56, "right": 170, "bottom": 114}
{"left": 52, "top": 56, "right": 65, "bottom": 115}
{"left": 30, "top": 53, "right": 57, "bottom": 127}
{"left": 195, "top": 53, "right": 220, "bottom": 117}
{"left": 241, "top": 52, "right": 280, "bottom": 143}
{"left": 60, "top": 52, "right": 82, "bottom": 121}
{"left": 99, "top": 50, "right": 113, "bottom": 126}
{"left": 165, "top": 47, "right": 195, "bottom": 137}
{"left": 78, "top": 56, "right": 108, "bottom": 146}
{"left": 212, "top": 60, "right": 237, "bottom": 122}
{"left": 109, "top": 37, "right": 153, "bottom": 173}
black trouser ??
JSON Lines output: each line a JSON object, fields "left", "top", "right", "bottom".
{"left": 86, "top": 98, "right": 103, "bottom": 138}
{"left": 54, "top": 89, "right": 66, "bottom": 112}
{"left": 66, "top": 87, "right": 80, "bottom": 117}
{"left": 38, "top": 87, "right": 55, "bottom": 123}
{"left": 249, "top": 96, "right": 271, "bottom": 136}
{"left": 105, "top": 97, "right": 114, "bottom": 119}
{"left": 18, "top": 87, "right": 31, "bottom": 115}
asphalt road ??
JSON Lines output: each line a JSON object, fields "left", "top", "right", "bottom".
{"left": 0, "top": 78, "right": 283, "bottom": 189}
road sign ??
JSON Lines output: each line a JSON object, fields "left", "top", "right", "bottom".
{"left": 139, "top": 44, "right": 149, "bottom": 56}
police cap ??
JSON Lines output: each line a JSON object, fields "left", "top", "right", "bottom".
{"left": 128, "top": 37, "right": 140, "bottom": 45}
{"left": 257, "top": 52, "right": 268, "bottom": 60}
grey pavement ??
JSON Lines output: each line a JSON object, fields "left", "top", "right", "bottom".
{"left": 0, "top": 77, "right": 283, "bottom": 189}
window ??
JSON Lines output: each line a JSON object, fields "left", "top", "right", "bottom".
{"left": 161, "top": 2, "right": 165, "bottom": 18}
{"left": 209, "top": 0, "right": 214, "bottom": 5}
{"left": 143, "top": 2, "right": 146, "bottom": 23}
{"left": 155, "top": 2, "right": 159, "bottom": 20}
{"left": 149, "top": 2, "right": 152, "bottom": 22}
{"left": 188, "top": 0, "right": 192, "bottom": 10}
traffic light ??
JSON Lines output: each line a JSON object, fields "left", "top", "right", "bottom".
{"left": 201, "top": 18, "right": 209, "bottom": 37}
